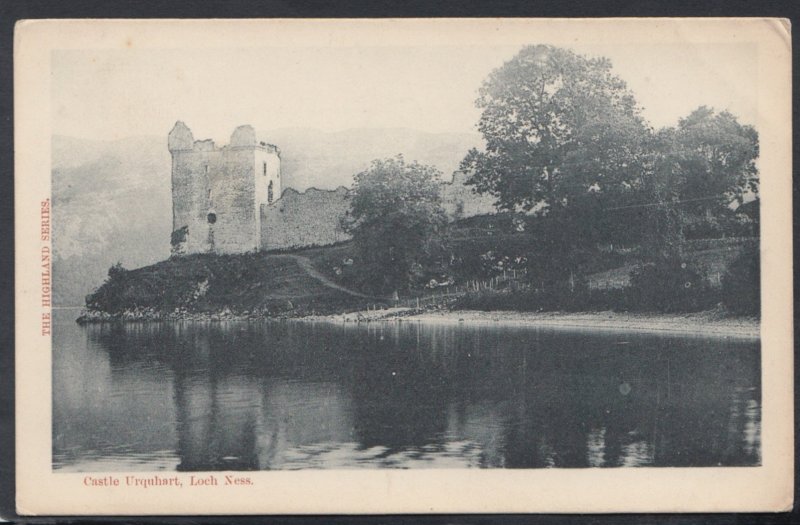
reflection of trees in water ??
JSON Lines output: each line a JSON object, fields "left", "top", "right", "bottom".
{"left": 346, "top": 331, "right": 450, "bottom": 452}
{"left": 400, "top": 326, "right": 762, "bottom": 469}
{"left": 77, "top": 321, "right": 760, "bottom": 470}
{"left": 497, "top": 337, "right": 762, "bottom": 468}
{"left": 652, "top": 358, "right": 762, "bottom": 468}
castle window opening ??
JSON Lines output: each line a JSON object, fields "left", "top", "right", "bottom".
{"left": 268, "top": 181, "right": 274, "bottom": 204}
{"left": 207, "top": 212, "right": 217, "bottom": 224}
{"left": 263, "top": 162, "right": 267, "bottom": 176}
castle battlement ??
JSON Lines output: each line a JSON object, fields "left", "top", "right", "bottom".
{"left": 169, "top": 122, "right": 281, "bottom": 155}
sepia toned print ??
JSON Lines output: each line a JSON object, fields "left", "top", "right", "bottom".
{"left": 16, "top": 18, "right": 792, "bottom": 514}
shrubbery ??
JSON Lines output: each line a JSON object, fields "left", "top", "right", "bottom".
{"left": 85, "top": 263, "right": 132, "bottom": 313}
{"left": 345, "top": 156, "right": 448, "bottom": 296}
{"left": 626, "top": 258, "right": 717, "bottom": 312}
{"left": 452, "top": 258, "right": 721, "bottom": 314}
{"left": 84, "top": 253, "right": 372, "bottom": 316}
{"left": 720, "top": 245, "right": 760, "bottom": 316}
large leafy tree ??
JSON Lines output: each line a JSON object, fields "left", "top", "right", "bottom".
{"left": 345, "top": 156, "right": 448, "bottom": 295}
{"left": 461, "top": 45, "right": 651, "bottom": 282}
{"left": 639, "top": 107, "right": 759, "bottom": 255}
{"left": 669, "top": 106, "right": 759, "bottom": 216}
{"left": 637, "top": 128, "right": 690, "bottom": 259}
{"left": 461, "top": 44, "right": 649, "bottom": 221}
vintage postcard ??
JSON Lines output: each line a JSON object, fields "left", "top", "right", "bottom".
{"left": 14, "top": 18, "right": 792, "bottom": 515}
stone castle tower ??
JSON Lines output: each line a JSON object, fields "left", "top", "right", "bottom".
{"left": 168, "top": 122, "right": 281, "bottom": 255}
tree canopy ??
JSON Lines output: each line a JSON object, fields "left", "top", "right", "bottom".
{"left": 462, "top": 45, "right": 759, "bottom": 258}
{"left": 345, "top": 156, "right": 448, "bottom": 295}
{"left": 461, "top": 44, "right": 650, "bottom": 217}
{"left": 670, "top": 106, "right": 759, "bottom": 212}
{"left": 636, "top": 107, "right": 759, "bottom": 254}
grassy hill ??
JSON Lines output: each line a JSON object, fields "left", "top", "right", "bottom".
{"left": 79, "top": 212, "right": 758, "bottom": 322}
{"left": 81, "top": 252, "right": 381, "bottom": 321}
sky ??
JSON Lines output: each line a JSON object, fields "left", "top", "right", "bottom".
{"left": 51, "top": 41, "right": 758, "bottom": 143}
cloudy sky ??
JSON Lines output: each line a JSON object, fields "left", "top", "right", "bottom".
{"left": 51, "top": 29, "right": 758, "bottom": 143}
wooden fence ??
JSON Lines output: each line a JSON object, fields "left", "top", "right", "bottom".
{"left": 391, "top": 269, "right": 529, "bottom": 310}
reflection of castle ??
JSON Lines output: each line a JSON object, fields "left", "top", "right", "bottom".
{"left": 169, "top": 122, "right": 496, "bottom": 256}
{"left": 55, "top": 320, "right": 761, "bottom": 471}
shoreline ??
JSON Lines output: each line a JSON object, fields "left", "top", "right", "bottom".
{"left": 77, "top": 307, "right": 759, "bottom": 340}
{"left": 400, "top": 310, "right": 760, "bottom": 340}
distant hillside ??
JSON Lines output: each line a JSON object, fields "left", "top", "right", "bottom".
{"left": 52, "top": 128, "right": 481, "bottom": 305}
{"left": 52, "top": 135, "right": 173, "bottom": 306}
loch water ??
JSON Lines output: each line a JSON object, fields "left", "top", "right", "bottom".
{"left": 52, "top": 309, "right": 761, "bottom": 471}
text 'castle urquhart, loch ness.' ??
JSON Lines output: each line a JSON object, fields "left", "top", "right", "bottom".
{"left": 168, "top": 121, "right": 496, "bottom": 256}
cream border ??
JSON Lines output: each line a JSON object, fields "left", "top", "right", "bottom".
{"left": 14, "top": 18, "right": 793, "bottom": 515}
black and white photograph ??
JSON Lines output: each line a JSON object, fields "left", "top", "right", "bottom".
{"left": 14, "top": 18, "right": 792, "bottom": 514}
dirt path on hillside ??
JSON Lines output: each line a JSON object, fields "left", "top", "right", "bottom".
{"left": 270, "top": 254, "right": 378, "bottom": 300}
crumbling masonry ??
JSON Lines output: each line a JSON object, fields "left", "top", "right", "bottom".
{"left": 169, "top": 122, "right": 281, "bottom": 255}
{"left": 169, "top": 122, "right": 497, "bottom": 255}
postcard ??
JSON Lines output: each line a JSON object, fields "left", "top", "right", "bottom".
{"left": 14, "top": 18, "right": 793, "bottom": 515}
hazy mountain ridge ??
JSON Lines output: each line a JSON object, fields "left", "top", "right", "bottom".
{"left": 51, "top": 135, "right": 173, "bottom": 306}
{"left": 52, "top": 128, "right": 481, "bottom": 305}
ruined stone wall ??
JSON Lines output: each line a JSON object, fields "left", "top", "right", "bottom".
{"left": 261, "top": 187, "right": 352, "bottom": 250}
{"left": 259, "top": 174, "right": 498, "bottom": 251}
{"left": 440, "top": 171, "right": 497, "bottom": 220}
{"left": 171, "top": 121, "right": 496, "bottom": 255}
{"left": 253, "top": 148, "right": 282, "bottom": 245}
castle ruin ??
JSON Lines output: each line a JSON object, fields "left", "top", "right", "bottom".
{"left": 169, "top": 122, "right": 281, "bottom": 255}
{"left": 169, "top": 122, "right": 497, "bottom": 256}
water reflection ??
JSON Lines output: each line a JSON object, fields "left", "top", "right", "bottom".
{"left": 52, "top": 310, "right": 761, "bottom": 471}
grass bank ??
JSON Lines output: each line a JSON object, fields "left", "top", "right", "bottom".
{"left": 79, "top": 252, "right": 380, "bottom": 322}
